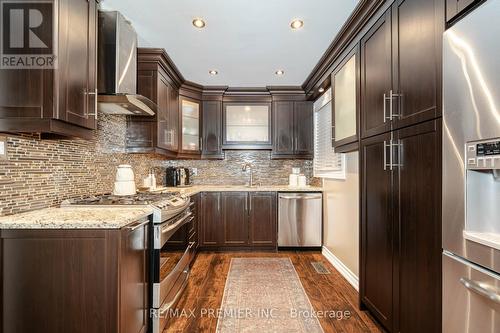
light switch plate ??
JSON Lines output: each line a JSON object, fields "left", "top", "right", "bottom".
{"left": 0, "top": 136, "right": 7, "bottom": 159}
{"left": 192, "top": 168, "right": 198, "bottom": 176}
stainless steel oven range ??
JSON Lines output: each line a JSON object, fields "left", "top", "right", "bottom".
{"left": 61, "top": 192, "right": 194, "bottom": 333}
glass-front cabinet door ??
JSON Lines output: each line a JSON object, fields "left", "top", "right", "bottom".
{"left": 223, "top": 103, "right": 272, "bottom": 148}
{"left": 181, "top": 98, "right": 200, "bottom": 152}
{"left": 332, "top": 46, "right": 358, "bottom": 150}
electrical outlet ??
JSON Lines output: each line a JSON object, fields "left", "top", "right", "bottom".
{"left": 192, "top": 168, "right": 198, "bottom": 176}
{"left": 0, "top": 136, "right": 6, "bottom": 159}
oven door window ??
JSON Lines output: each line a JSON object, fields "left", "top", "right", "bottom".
{"left": 160, "top": 224, "right": 188, "bottom": 281}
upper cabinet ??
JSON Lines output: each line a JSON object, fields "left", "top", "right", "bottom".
{"left": 332, "top": 47, "right": 359, "bottom": 151}
{"left": 0, "top": 0, "right": 98, "bottom": 139}
{"left": 360, "top": 9, "right": 393, "bottom": 139}
{"left": 223, "top": 103, "right": 272, "bottom": 149}
{"left": 179, "top": 97, "right": 201, "bottom": 155}
{"left": 272, "top": 100, "right": 313, "bottom": 159}
{"left": 360, "top": 0, "right": 442, "bottom": 139}
{"left": 202, "top": 100, "right": 224, "bottom": 159}
{"left": 126, "top": 48, "right": 182, "bottom": 157}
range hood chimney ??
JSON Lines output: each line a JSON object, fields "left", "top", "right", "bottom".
{"left": 97, "top": 11, "right": 156, "bottom": 116}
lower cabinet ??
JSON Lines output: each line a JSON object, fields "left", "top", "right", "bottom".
{"left": 222, "top": 192, "right": 249, "bottom": 246}
{"left": 0, "top": 219, "right": 150, "bottom": 333}
{"left": 249, "top": 192, "right": 277, "bottom": 247}
{"left": 199, "top": 192, "right": 222, "bottom": 246}
{"left": 199, "top": 191, "right": 277, "bottom": 249}
{"left": 360, "top": 119, "right": 441, "bottom": 333}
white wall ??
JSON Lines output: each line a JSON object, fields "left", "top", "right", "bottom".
{"left": 322, "top": 151, "right": 359, "bottom": 277}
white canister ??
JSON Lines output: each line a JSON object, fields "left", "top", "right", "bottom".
{"left": 289, "top": 174, "right": 299, "bottom": 187}
{"left": 115, "top": 164, "right": 135, "bottom": 182}
{"left": 298, "top": 175, "right": 307, "bottom": 187}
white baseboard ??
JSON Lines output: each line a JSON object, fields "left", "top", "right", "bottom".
{"left": 321, "top": 246, "right": 359, "bottom": 291}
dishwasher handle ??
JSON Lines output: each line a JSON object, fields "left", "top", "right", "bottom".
{"left": 279, "top": 193, "right": 322, "bottom": 200}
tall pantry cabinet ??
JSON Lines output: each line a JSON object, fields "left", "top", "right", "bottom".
{"left": 359, "top": 0, "right": 443, "bottom": 332}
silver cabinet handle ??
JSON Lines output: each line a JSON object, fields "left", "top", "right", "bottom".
{"left": 460, "top": 277, "right": 500, "bottom": 305}
{"left": 126, "top": 219, "right": 149, "bottom": 231}
{"left": 384, "top": 140, "right": 392, "bottom": 171}
{"left": 85, "top": 89, "right": 98, "bottom": 119}
{"left": 383, "top": 139, "right": 403, "bottom": 171}
{"left": 279, "top": 194, "right": 322, "bottom": 200}
{"left": 383, "top": 93, "right": 387, "bottom": 123}
{"left": 389, "top": 89, "right": 393, "bottom": 121}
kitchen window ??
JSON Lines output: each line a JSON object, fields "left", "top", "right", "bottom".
{"left": 313, "top": 88, "right": 345, "bottom": 179}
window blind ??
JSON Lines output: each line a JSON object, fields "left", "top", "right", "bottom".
{"left": 313, "top": 89, "right": 346, "bottom": 179}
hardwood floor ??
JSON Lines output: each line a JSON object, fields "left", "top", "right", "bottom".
{"left": 164, "top": 251, "right": 382, "bottom": 333}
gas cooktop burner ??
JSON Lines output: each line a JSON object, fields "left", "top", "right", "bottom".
{"left": 65, "top": 192, "right": 181, "bottom": 206}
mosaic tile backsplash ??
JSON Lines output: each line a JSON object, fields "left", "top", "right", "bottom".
{"left": 0, "top": 114, "right": 313, "bottom": 216}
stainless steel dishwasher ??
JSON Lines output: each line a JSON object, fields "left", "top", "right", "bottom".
{"left": 278, "top": 192, "right": 322, "bottom": 247}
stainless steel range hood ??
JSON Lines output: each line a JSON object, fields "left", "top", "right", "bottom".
{"left": 97, "top": 11, "right": 156, "bottom": 116}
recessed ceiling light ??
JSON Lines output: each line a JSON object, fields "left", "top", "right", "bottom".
{"left": 318, "top": 87, "right": 325, "bottom": 93}
{"left": 208, "top": 70, "right": 218, "bottom": 75}
{"left": 275, "top": 70, "right": 285, "bottom": 76}
{"left": 192, "top": 18, "right": 206, "bottom": 29}
{"left": 290, "top": 19, "right": 304, "bottom": 30}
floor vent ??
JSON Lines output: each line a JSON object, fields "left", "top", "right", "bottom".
{"left": 311, "top": 261, "right": 331, "bottom": 274}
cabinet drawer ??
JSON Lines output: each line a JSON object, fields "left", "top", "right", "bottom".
{"left": 443, "top": 252, "right": 500, "bottom": 333}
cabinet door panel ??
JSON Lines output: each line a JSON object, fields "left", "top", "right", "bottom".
{"left": 396, "top": 120, "right": 441, "bottom": 333}
{"left": 273, "top": 101, "right": 294, "bottom": 154}
{"left": 361, "top": 132, "right": 394, "bottom": 331}
{"left": 222, "top": 192, "right": 248, "bottom": 246}
{"left": 294, "top": 101, "right": 314, "bottom": 156}
{"left": 157, "top": 75, "right": 171, "bottom": 150}
{"left": 169, "top": 85, "right": 179, "bottom": 151}
{"left": 202, "top": 101, "right": 223, "bottom": 157}
{"left": 360, "top": 9, "right": 393, "bottom": 138}
{"left": 200, "top": 192, "right": 221, "bottom": 246}
{"left": 60, "top": 0, "right": 95, "bottom": 129}
{"left": 393, "top": 0, "right": 442, "bottom": 129}
{"left": 121, "top": 223, "right": 148, "bottom": 333}
{"left": 249, "top": 192, "right": 276, "bottom": 247}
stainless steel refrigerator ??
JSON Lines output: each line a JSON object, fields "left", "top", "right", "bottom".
{"left": 443, "top": 1, "right": 500, "bottom": 332}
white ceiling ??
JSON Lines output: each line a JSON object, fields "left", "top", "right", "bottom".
{"left": 101, "top": 0, "right": 358, "bottom": 87}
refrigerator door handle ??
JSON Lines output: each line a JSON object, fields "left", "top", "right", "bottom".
{"left": 460, "top": 277, "right": 500, "bottom": 305}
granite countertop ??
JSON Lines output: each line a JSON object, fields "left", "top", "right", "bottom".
{"left": 157, "top": 185, "right": 323, "bottom": 196}
{"left": 0, "top": 206, "right": 153, "bottom": 230}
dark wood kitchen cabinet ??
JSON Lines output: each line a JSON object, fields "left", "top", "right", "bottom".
{"left": 392, "top": 0, "right": 442, "bottom": 130}
{"left": 249, "top": 192, "right": 277, "bottom": 247}
{"left": 222, "top": 192, "right": 248, "bottom": 246}
{"left": 361, "top": 0, "right": 442, "bottom": 139}
{"left": 360, "top": 9, "right": 393, "bottom": 139}
{"left": 202, "top": 100, "right": 223, "bottom": 159}
{"left": 360, "top": 119, "right": 441, "bottom": 333}
{"left": 0, "top": 218, "right": 150, "bottom": 333}
{"left": 395, "top": 119, "right": 441, "bottom": 333}
{"left": 0, "top": 0, "right": 98, "bottom": 139}
{"left": 360, "top": 131, "right": 395, "bottom": 331}
{"left": 198, "top": 191, "right": 277, "bottom": 250}
{"left": 272, "top": 101, "right": 314, "bottom": 159}
{"left": 126, "top": 48, "right": 182, "bottom": 157}
{"left": 199, "top": 192, "right": 222, "bottom": 247}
